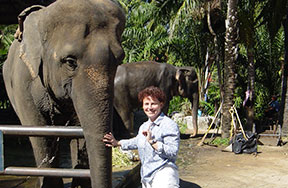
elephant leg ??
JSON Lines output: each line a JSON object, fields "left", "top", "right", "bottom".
{"left": 70, "top": 138, "right": 87, "bottom": 168}
{"left": 114, "top": 106, "right": 134, "bottom": 138}
{"left": 189, "top": 91, "right": 199, "bottom": 137}
{"left": 162, "top": 100, "right": 170, "bottom": 115}
{"left": 119, "top": 110, "right": 134, "bottom": 137}
{"left": 29, "top": 137, "right": 64, "bottom": 188}
{"left": 70, "top": 139, "right": 91, "bottom": 188}
{"left": 112, "top": 108, "right": 129, "bottom": 139}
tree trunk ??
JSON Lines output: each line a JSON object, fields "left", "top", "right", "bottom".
{"left": 207, "top": 1, "right": 224, "bottom": 116}
{"left": 222, "top": 0, "right": 239, "bottom": 138}
{"left": 246, "top": 46, "right": 255, "bottom": 131}
{"left": 280, "top": 7, "right": 288, "bottom": 136}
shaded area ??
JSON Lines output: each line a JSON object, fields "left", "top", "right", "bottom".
{"left": 180, "top": 179, "right": 201, "bottom": 188}
{"left": 3, "top": 136, "right": 35, "bottom": 167}
{"left": 0, "top": 0, "right": 55, "bottom": 24}
{"left": 0, "top": 109, "right": 20, "bottom": 125}
{"left": 0, "top": 176, "right": 38, "bottom": 188}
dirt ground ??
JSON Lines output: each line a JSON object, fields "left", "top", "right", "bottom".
{"left": 177, "top": 135, "right": 288, "bottom": 188}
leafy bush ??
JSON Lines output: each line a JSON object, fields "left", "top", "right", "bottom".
{"left": 168, "top": 96, "right": 184, "bottom": 115}
{"left": 0, "top": 25, "right": 17, "bottom": 65}
{"left": 112, "top": 147, "right": 137, "bottom": 168}
{"left": 177, "top": 122, "right": 187, "bottom": 134}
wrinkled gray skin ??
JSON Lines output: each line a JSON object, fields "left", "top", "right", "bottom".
{"left": 3, "top": 0, "right": 125, "bottom": 187}
{"left": 114, "top": 61, "right": 199, "bottom": 137}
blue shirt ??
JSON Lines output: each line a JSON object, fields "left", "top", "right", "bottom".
{"left": 270, "top": 100, "right": 280, "bottom": 112}
{"left": 119, "top": 112, "right": 180, "bottom": 184}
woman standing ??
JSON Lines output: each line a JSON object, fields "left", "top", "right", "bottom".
{"left": 103, "top": 86, "right": 180, "bottom": 188}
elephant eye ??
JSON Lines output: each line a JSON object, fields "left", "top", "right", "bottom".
{"left": 63, "top": 56, "right": 77, "bottom": 71}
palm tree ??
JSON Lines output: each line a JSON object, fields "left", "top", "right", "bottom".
{"left": 222, "top": 0, "right": 239, "bottom": 138}
{"left": 119, "top": 1, "right": 171, "bottom": 63}
{"left": 156, "top": 0, "right": 225, "bottom": 102}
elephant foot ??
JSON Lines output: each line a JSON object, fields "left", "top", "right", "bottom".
{"left": 185, "top": 128, "right": 197, "bottom": 137}
{"left": 71, "top": 164, "right": 91, "bottom": 188}
{"left": 190, "top": 133, "right": 197, "bottom": 138}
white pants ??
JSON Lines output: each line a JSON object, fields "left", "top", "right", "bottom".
{"left": 142, "top": 165, "right": 179, "bottom": 188}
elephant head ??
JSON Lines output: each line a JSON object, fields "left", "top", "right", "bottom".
{"left": 176, "top": 67, "right": 199, "bottom": 137}
{"left": 3, "top": 0, "right": 125, "bottom": 187}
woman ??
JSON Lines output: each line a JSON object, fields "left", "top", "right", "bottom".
{"left": 103, "top": 86, "right": 180, "bottom": 188}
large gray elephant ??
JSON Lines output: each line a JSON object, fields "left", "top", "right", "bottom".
{"left": 3, "top": 0, "right": 125, "bottom": 188}
{"left": 114, "top": 61, "right": 199, "bottom": 137}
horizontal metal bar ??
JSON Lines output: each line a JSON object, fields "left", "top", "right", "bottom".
{"left": 0, "top": 125, "right": 84, "bottom": 137}
{"left": 2, "top": 167, "right": 90, "bottom": 178}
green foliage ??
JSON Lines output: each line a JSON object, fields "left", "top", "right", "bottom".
{"left": 180, "top": 98, "right": 193, "bottom": 116}
{"left": 209, "top": 137, "right": 230, "bottom": 146}
{"left": 168, "top": 96, "right": 184, "bottom": 115}
{"left": 202, "top": 67, "right": 221, "bottom": 113}
{"left": 253, "top": 25, "right": 282, "bottom": 119}
{"left": 257, "top": 0, "right": 287, "bottom": 40}
{"left": 168, "top": 96, "right": 193, "bottom": 116}
{"left": 0, "top": 25, "right": 17, "bottom": 66}
{"left": 0, "top": 100, "right": 10, "bottom": 109}
{"left": 177, "top": 122, "right": 188, "bottom": 134}
{"left": 199, "top": 100, "right": 214, "bottom": 116}
{"left": 118, "top": 0, "right": 284, "bottom": 126}
{"left": 112, "top": 147, "right": 136, "bottom": 168}
{"left": 120, "top": 1, "right": 173, "bottom": 63}
{"left": 0, "top": 25, "right": 17, "bottom": 109}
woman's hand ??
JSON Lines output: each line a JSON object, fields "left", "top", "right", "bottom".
{"left": 103, "top": 132, "right": 120, "bottom": 147}
{"left": 143, "top": 128, "right": 157, "bottom": 149}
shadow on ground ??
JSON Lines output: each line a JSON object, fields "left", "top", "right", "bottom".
{"left": 180, "top": 179, "right": 201, "bottom": 188}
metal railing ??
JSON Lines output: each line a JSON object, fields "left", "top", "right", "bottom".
{"left": 0, "top": 125, "right": 90, "bottom": 178}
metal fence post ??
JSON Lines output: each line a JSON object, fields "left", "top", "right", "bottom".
{"left": 0, "top": 131, "right": 3, "bottom": 172}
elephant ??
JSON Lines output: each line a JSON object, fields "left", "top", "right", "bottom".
{"left": 2, "top": 0, "right": 125, "bottom": 187}
{"left": 113, "top": 61, "right": 199, "bottom": 137}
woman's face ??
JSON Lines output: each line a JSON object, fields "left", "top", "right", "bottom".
{"left": 142, "top": 96, "right": 163, "bottom": 122}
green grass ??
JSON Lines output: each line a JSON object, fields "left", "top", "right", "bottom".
{"left": 209, "top": 137, "right": 230, "bottom": 146}
{"left": 178, "top": 122, "right": 187, "bottom": 134}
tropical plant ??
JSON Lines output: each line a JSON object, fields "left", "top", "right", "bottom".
{"left": 117, "top": 0, "right": 286, "bottom": 137}
{"left": 0, "top": 25, "right": 17, "bottom": 109}
{"left": 120, "top": 1, "right": 173, "bottom": 63}
{"left": 0, "top": 25, "right": 16, "bottom": 66}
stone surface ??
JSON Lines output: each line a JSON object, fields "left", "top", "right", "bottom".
{"left": 172, "top": 112, "right": 219, "bottom": 133}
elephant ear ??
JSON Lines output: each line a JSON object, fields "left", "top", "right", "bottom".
{"left": 14, "top": 5, "right": 45, "bottom": 41}
{"left": 18, "top": 7, "right": 44, "bottom": 80}
{"left": 175, "top": 68, "right": 186, "bottom": 96}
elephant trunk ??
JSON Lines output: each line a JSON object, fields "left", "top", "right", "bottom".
{"left": 72, "top": 67, "right": 115, "bottom": 188}
{"left": 190, "top": 90, "right": 199, "bottom": 137}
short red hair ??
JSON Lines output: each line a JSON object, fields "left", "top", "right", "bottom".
{"left": 138, "top": 86, "right": 166, "bottom": 104}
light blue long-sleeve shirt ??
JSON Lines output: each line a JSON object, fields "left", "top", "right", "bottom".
{"left": 119, "top": 112, "right": 180, "bottom": 184}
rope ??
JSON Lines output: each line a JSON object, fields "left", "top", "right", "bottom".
{"left": 229, "top": 105, "right": 248, "bottom": 140}
{"left": 197, "top": 103, "right": 222, "bottom": 146}
{"left": 198, "top": 103, "right": 249, "bottom": 146}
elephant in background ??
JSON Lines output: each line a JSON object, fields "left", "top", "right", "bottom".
{"left": 3, "top": 0, "right": 125, "bottom": 187}
{"left": 113, "top": 61, "right": 199, "bottom": 137}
